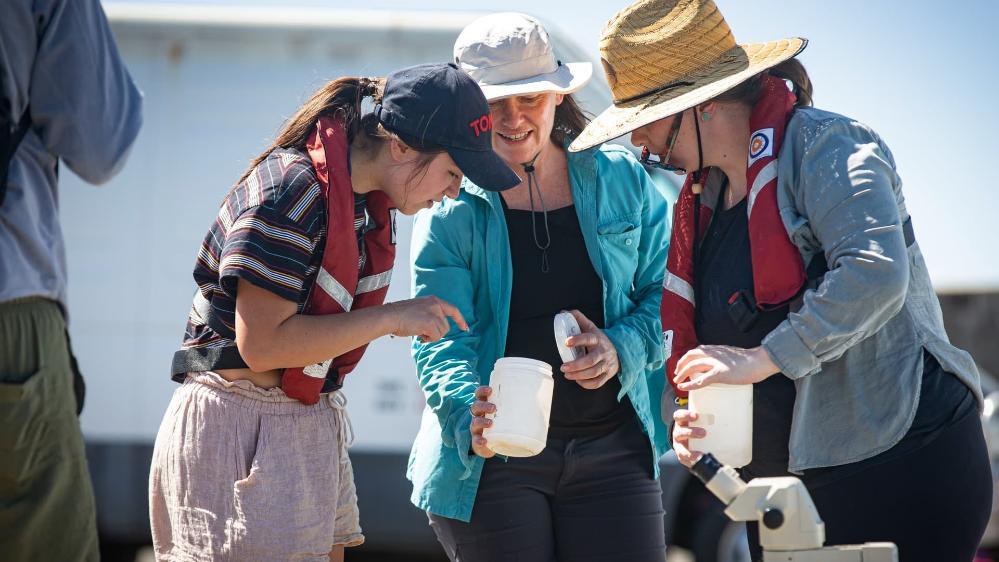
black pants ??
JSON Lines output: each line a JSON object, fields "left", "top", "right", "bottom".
{"left": 428, "top": 418, "right": 666, "bottom": 562}
{"left": 746, "top": 405, "right": 992, "bottom": 562}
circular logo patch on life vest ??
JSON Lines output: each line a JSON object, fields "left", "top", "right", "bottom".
{"left": 750, "top": 132, "right": 770, "bottom": 159}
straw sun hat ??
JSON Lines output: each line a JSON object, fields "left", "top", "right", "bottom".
{"left": 569, "top": 0, "right": 807, "bottom": 152}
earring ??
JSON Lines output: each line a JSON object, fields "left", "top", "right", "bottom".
{"left": 701, "top": 112, "right": 712, "bottom": 121}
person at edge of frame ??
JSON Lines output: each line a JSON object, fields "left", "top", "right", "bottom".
{"left": 0, "top": 0, "right": 143, "bottom": 560}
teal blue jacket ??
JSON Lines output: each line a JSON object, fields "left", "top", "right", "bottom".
{"left": 406, "top": 144, "right": 671, "bottom": 522}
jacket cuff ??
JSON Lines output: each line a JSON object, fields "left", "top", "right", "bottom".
{"left": 449, "top": 408, "right": 477, "bottom": 479}
{"left": 661, "top": 384, "right": 680, "bottom": 433}
{"left": 762, "top": 320, "right": 820, "bottom": 380}
{"left": 604, "top": 324, "right": 642, "bottom": 399}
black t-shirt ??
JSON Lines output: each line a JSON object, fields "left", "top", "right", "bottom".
{"left": 801, "top": 348, "right": 976, "bottom": 487}
{"left": 695, "top": 195, "right": 797, "bottom": 478}
{"left": 502, "top": 201, "right": 635, "bottom": 438}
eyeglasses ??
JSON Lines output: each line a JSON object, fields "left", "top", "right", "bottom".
{"left": 639, "top": 111, "right": 686, "bottom": 174}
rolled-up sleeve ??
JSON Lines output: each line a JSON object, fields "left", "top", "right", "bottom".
{"left": 410, "top": 202, "right": 483, "bottom": 477}
{"left": 764, "top": 120, "right": 909, "bottom": 379}
{"left": 601, "top": 156, "right": 669, "bottom": 397}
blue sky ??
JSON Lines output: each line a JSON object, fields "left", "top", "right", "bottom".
{"left": 113, "top": 0, "right": 999, "bottom": 290}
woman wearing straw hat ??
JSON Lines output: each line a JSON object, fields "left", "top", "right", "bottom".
{"left": 407, "top": 12, "right": 671, "bottom": 562}
{"left": 572, "top": 0, "right": 991, "bottom": 560}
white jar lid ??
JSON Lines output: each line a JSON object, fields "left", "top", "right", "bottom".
{"left": 553, "top": 311, "right": 585, "bottom": 364}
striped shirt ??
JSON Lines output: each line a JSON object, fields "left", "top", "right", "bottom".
{"left": 180, "top": 147, "right": 367, "bottom": 350}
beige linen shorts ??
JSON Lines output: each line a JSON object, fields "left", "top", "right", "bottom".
{"left": 149, "top": 372, "right": 363, "bottom": 562}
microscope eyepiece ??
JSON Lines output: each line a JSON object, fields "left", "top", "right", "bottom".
{"left": 691, "top": 453, "right": 723, "bottom": 484}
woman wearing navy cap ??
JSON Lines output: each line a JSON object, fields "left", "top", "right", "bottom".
{"left": 149, "top": 63, "right": 519, "bottom": 562}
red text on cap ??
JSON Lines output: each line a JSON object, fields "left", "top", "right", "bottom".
{"left": 469, "top": 114, "right": 493, "bottom": 137}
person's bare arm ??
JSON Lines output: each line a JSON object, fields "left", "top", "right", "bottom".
{"left": 234, "top": 278, "right": 467, "bottom": 372}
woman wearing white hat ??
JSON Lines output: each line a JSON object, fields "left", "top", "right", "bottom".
{"left": 573, "top": 0, "right": 991, "bottom": 560}
{"left": 406, "top": 12, "right": 671, "bottom": 561}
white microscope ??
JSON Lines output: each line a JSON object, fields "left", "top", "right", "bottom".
{"left": 690, "top": 453, "right": 899, "bottom": 562}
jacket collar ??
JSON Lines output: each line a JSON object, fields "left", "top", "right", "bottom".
{"left": 460, "top": 140, "right": 600, "bottom": 203}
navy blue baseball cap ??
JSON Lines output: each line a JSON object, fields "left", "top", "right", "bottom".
{"left": 375, "top": 63, "right": 521, "bottom": 192}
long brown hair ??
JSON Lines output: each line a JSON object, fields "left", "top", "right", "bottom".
{"left": 238, "top": 77, "right": 445, "bottom": 185}
{"left": 710, "top": 58, "right": 814, "bottom": 109}
{"left": 551, "top": 94, "right": 591, "bottom": 146}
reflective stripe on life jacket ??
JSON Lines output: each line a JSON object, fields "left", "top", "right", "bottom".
{"left": 281, "top": 115, "right": 396, "bottom": 404}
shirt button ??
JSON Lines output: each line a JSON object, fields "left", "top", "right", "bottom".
{"left": 625, "top": 239, "right": 633, "bottom": 246}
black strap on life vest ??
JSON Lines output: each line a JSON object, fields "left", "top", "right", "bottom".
{"left": 803, "top": 216, "right": 916, "bottom": 288}
{"left": 171, "top": 345, "right": 249, "bottom": 377}
{"left": 169, "top": 345, "right": 344, "bottom": 392}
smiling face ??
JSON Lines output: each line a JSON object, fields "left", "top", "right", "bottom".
{"left": 383, "top": 146, "right": 463, "bottom": 215}
{"left": 487, "top": 92, "right": 564, "bottom": 166}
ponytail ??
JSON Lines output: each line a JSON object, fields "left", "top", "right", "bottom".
{"left": 709, "top": 57, "right": 814, "bottom": 109}
{"left": 237, "top": 77, "right": 383, "bottom": 184}
{"left": 769, "top": 58, "right": 813, "bottom": 108}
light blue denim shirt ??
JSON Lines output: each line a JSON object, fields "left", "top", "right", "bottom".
{"left": 0, "top": 0, "right": 142, "bottom": 307}
{"left": 672, "top": 107, "right": 983, "bottom": 473}
{"left": 407, "top": 144, "right": 671, "bottom": 522}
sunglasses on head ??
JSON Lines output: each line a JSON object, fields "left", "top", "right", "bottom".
{"left": 639, "top": 111, "right": 686, "bottom": 174}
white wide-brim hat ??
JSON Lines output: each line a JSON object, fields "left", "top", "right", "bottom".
{"left": 454, "top": 12, "right": 592, "bottom": 101}
{"left": 569, "top": 0, "right": 806, "bottom": 152}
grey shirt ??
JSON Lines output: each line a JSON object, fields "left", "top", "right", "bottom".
{"left": 0, "top": 0, "right": 142, "bottom": 307}
{"left": 760, "top": 107, "right": 982, "bottom": 472}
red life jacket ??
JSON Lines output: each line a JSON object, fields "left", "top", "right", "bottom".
{"left": 660, "top": 75, "right": 804, "bottom": 399}
{"left": 281, "top": 115, "right": 397, "bottom": 405}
